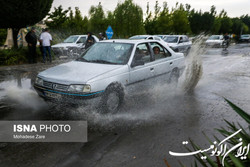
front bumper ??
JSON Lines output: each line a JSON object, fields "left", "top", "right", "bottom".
{"left": 34, "top": 84, "right": 104, "bottom": 104}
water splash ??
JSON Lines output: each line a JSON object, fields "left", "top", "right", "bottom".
{"left": 2, "top": 79, "right": 48, "bottom": 111}
{"left": 179, "top": 35, "right": 205, "bottom": 93}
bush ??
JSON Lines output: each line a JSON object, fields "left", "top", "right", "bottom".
{"left": 0, "top": 48, "right": 28, "bottom": 65}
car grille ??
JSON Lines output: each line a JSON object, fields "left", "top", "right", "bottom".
{"left": 43, "top": 81, "right": 69, "bottom": 91}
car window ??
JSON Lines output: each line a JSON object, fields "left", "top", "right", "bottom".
{"left": 150, "top": 42, "right": 171, "bottom": 60}
{"left": 183, "top": 36, "right": 189, "bottom": 42}
{"left": 64, "top": 36, "right": 79, "bottom": 43}
{"left": 134, "top": 43, "right": 151, "bottom": 64}
{"left": 164, "top": 36, "right": 178, "bottom": 43}
{"left": 78, "top": 37, "right": 87, "bottom": 43}
{"left": 154, "top": 37, "right": 161, "bottom": 41}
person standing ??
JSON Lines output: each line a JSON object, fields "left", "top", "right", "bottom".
{"left": 85, "top": 32, "right": 95, "bottom": 49}
{"left": 39, "top": 28, "right": 45, "bottom": 56}
{"left": 40, "top": 28, "right": 52, "bottom": 63}
{"left": 25, "top": 27, "right": 37, "bottom": 63}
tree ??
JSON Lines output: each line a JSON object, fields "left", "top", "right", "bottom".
{"left": 144, "top": 2, "right": 156, "bottom": 34}
{"left": 189, "top": 10, "right": 203, "bottom": 34}
{"left": 113, "top": 0, "right": 145, "bottom": 38}
{"left": 64, "top": 7, "right": 87, "bottom": 34}
{"left": 0, "top": 0, "right": 53, "bottom": 48}
{"left": 88, "top": 2, "right": 106, "bottom": 33}
{"left": 45, "top": 5, "right": 70, "bottom": 30}
{"left": 155, "top": 2, "right": 172, "bottom": 34}
{"left": 0, "top": 29, "right": 7, "bottom": 46}
{"left": 218, "top": 10, "right": 233, "bottom": 34}
{"left": 171, "top": 4, "right": 191, "bottom": 34}
{"left": 240, "top": 15, "right": 250, "bottom": 33}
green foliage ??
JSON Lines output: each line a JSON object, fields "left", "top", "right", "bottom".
{"left": 211, "top": 18, "right": 221, "bottom": 34}
{"left": 88, "top": 3, "right": 106, "bottom": 33}
{"left": 0, "top": 29, "right": 7, "bottom": 46}
{"left": 64, "top": 7, "right": 87, "bottom": 34}
{"left": 46, "top": 6, "right": 89, "bottom": 42}
{"left": 219, "top": 17, "right": 233, "bottom": 34}
{"left": 113, "top": 0, "right": 145, "bottom": 38}
{"left": 0, "top": 0, "right": 53, "bottom": 29}
{"left": 45, "top": 5, "right": 70, "bottom": 30}
{"left": 46, "top": 1, "right": 250, "bottom": 37}
{"left": 0, "top": 0, "right": 53, "bottom": 48}
{"left": 240, "top": 15, "right": 250, "bottom": 33}
{"left": 0, "top": 48, "right": 28, "bottom": 65}
{"left": 171, "top": 4, "right": 191, "bottom": 34}
{"left": 231, "top": 18, "right": 247, "bottom": 35}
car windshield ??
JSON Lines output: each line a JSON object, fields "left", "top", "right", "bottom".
{"left": 79, "top": 42, "right": 134, "bottom": 65}
{"left": 164, "top": 37, "right": 178, "bottom": 43}
{"left": 208, "top": 35, "right": 221, "bottom": 40}
{"left": 241, "top": 35, "right": 250, "bottom": 37}
{"left": 63, "top": 36, "right": 79, "bottom": 43}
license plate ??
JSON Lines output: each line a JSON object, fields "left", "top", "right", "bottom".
{"left": 45, "top": 91, "right": 62, "bottom": 99}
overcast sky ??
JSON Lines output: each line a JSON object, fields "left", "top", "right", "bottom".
{"left": 52, "top": 0, "right": 250, "bottom": 18}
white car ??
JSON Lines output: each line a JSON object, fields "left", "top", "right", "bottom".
{"left": 163, "top": 35, "right": 192, "bottom": 55}
{"left": 205, "top": 35, "right": 224, "bottom": 47}
{"left": 239, "top": 34, "right": 250, "bottom": 42}
{"left": 51, "top": 35, "right": 99, "bottom": 57}
{"left": 34, "top": 39, "right": 185, "bottom": 113}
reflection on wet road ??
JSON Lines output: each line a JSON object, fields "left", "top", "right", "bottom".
{"left": 0, "top": 44, "right": 250, "bottom": 167}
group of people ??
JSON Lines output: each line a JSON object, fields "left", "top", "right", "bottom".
{"left": 25, "top": 27, "right": 52, "bottom": 64}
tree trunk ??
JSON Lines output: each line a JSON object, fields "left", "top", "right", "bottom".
{"left": 12, "top": 28, "right": 20, "bottom": 49}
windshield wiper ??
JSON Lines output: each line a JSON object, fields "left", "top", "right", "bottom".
{"left": 89, "top": 60, "right": 119, "bottom": 64}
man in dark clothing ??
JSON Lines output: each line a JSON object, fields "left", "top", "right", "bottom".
{"left": 25, "top": 27, "right": 37, "bottom": 63}
{"left": 223, "top": 33, "right": 230, "bottom": 48}
{"left": 85, "top": 32, "right": 95, "bottom": 49}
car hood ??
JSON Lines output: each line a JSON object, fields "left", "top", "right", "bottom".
{"left": 38, "top": 61, "right": 123, "bottom": 84}
{"left": 51, "top": 43, "right": 79, "bottom": 48}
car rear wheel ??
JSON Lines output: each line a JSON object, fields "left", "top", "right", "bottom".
{"left": 100, "top": 84, "right": 124, "bottom": 113}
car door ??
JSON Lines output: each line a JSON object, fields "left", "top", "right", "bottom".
{"left": 129, "top": 43, "right": 155, "bottom": 84}
{"left": 77, "top": 36, "right": 87, "bottom": 49}
{"left": 149, "top": 42, "right": 173, "bottom": 78}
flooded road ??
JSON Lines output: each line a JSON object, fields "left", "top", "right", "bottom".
{"left": 0, "top": 44, "right": 250, "bottom": 167}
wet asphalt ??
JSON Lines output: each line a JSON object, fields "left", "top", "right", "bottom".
{"left": 0, "top": 43, "right": 250, "bottom": 167}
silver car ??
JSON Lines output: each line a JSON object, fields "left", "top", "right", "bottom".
{"left": 163, "top": 35, "right": 192, "bottom": 55}
{"left": 51, "top": 35, "right": 99, "bottom": 57}
{"left": 34, "top": 40, "right": 185, "bottom": 113}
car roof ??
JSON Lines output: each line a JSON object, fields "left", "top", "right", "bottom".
{"left": 131, "top": 35, "right": 153, "bottom": 37}
{"left": 99, "top": 39, "right": 159, "bottom": 44}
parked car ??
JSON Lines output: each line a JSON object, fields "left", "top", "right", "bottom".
{"left": 205, "top": 35, "right": 224, "bottom": 47}
{"left": 34, "top": 39, "right": 185, "bottom": 113}
{"left": 163, "top": 35, "right": 192, "bottom": 56}
{"left": 51, "top": 35, "right": 99, "bottom": 57}
{"left": 239, "top": 34, "right": 250, "bottom": 42}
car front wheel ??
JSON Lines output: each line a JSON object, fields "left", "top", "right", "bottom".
{"left": 100, "top": 84, "right": 124, "bottom": 113}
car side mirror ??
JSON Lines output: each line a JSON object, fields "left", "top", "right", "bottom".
{"left": 131, "top": 60, "right": 144, "bottom": 67}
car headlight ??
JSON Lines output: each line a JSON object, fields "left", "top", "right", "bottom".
{"left": 35, "top": 77, "right": 43, "bottom": 86}
{"left": 68, "top": 84, "right": 91, "bottom": 93}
